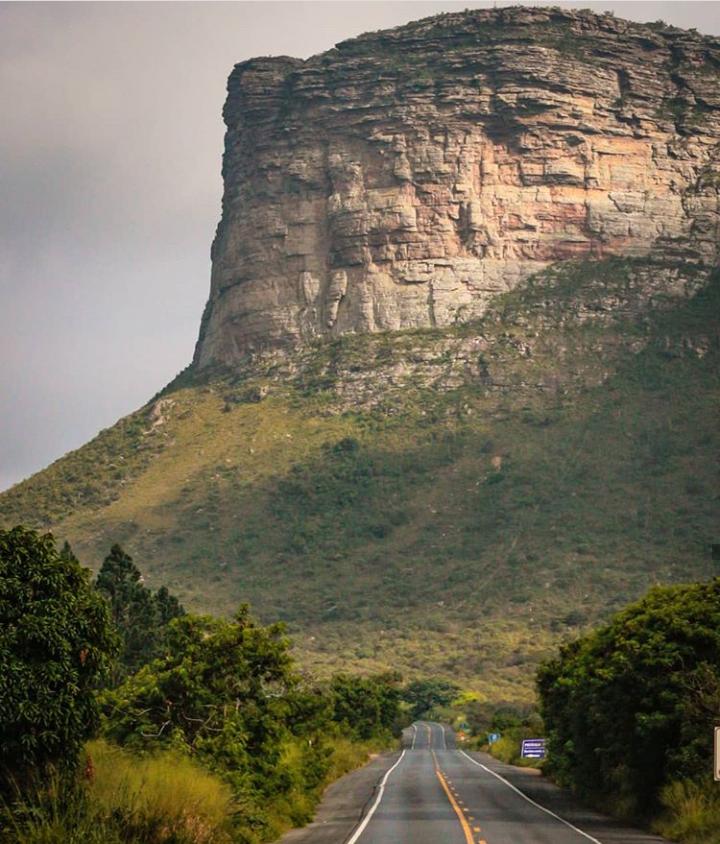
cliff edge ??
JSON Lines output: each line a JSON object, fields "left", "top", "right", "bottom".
{"left": 194, "top": 6, "right": 720, "bottom": 367}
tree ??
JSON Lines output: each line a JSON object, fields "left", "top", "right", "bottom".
{"left": 101, "top": 607, "right": 303, "bottom": 797}
{"left": 95, "top": 543, "right": 184, "bottom": 678}
{"left": 538, "top": 578, "right": 720, "bottom": 818}
{"left": 0, "top": 526, "right": 116, "bottom": 792}
{"left": 330, "top": 673, "right": 403, "bottom": 740}
{"left": 402, "top": 678, "right": 460, "bottom": 719}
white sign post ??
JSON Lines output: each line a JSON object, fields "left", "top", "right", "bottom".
{"left": 715, "top": 727, "right": 720, "bottom": 782}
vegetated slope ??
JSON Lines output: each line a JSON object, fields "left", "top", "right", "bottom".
{"left": 1, "top": 258, "right": 718, "bottom": 700}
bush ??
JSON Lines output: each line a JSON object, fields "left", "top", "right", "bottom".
{"left": 402, "top": 679, "right": 460, "bottom": 720}
{"left": 87, "top": 740, "right": 235, "bottom": 843}
{"left": 330, "top": 673, "right": 403, "bottom": 740}
{"left": 100, "top": 609, "right": 399, "bottom": 840}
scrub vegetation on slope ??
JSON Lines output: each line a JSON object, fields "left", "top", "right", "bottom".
{"left": 1, "top": 258, "right": 718, "bottom": 699}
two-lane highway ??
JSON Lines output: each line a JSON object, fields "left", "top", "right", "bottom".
{"left": 346, "top": 721, "right": 468, "bottom": 844}
{"left": 280, "top": 721, "right": 670, "bottom": 844}
{"left": 350, "top": 721, "right": 605, "bottom": 844}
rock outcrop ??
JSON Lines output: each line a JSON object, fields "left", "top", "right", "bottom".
{"left": 194, "top": 6, "right": 720, "bottom": 367}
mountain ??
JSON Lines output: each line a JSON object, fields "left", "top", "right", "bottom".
{"left": 2, "top": 7, "right": 719, "bottom": 700}
{"left": 196, "top": 5, "right": 719, "bottom": 361}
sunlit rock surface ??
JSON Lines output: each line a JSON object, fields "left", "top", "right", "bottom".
{"left": 194, "top": 6, "right": 720, "bottom": 366}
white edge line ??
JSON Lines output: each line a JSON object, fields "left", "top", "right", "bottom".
{"left": 411, "top": 724, "right": 417, "bottom": 750}
{"left": 346, "top": 749, "right": 406, "bottom": 844}
{"left": 458, "top": 750, "right": 604, "bottom": 844}
{"left": 441, "top": 724, "right": 447, "bottom": 750}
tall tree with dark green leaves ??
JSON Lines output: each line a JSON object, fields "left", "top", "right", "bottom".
{"left": 0, "top": 526, "right": 116, "bottom": 793}
{"left": 95, "top": 543, "right": 184, "bottom": 679}
{"left": 101, "top": 608, "right": 309, "bottom": 809}
{"left": 330, "top": 673, "right": 403, "bottom": 740}
{"left": 538, "top": 578, "right": 720, "bottom": 819}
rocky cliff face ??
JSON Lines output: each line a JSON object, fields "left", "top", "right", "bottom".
{"left": 194, "top": 6, "right": 720, "bottom": 367}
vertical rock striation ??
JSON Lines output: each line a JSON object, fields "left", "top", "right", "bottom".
{"left": 195, "top": 7, "right": 720, "bottom": 367}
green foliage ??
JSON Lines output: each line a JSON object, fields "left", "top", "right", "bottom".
{"left": 0, "top": 527, "right": 117, "bottom": 793}
{"left": 538, "top": 579, "right": 720, "bottom": 819}
{"left": 463, "top": 700, "right": 544, "bottom": 767}
{"left": 99, "top": 608, "right": 401, "bottom": 840}
{"left": 95, "top": 544, "right": 184, "bottom": 680}
{"left": 2, "top": 586, "right": 400, "bottom": 843}
{"left": 403, "top": 678, "right": 460, "bottom": 719}
{"left": 1, "top": 260, "right": 717, "bottom": 700}
{"left": 330, "top": 673, "right": 403, "bottom": 740}
{"left": 101, "top": 609, "right": 297, "bottom": 786}
{"left": 465, "top": 699, "right": 539, "bottom": 736}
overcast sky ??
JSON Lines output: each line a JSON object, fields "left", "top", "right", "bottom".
{"left": 1, "top": 1, "right": 719, "bottom": 492}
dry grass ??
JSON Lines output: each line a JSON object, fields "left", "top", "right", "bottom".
{"left": 655, "top": 779, "right": 720, "bottom": 844}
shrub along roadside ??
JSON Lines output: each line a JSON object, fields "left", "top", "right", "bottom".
{"left": 2, "top": 733, "right": 391, "bottom": 844}
{"left": 537, "top": 578, "right": 720, "bottom": 838}
{"left": 1, "top": 528, "right": 406, "bottom": 844}
{"left": 465, "top": 707, "right": 545, "bottom": 769}
{"left": 98, "top": 609, "right": 404, "bottom": 840}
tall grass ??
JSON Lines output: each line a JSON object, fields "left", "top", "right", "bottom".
{"left": 655, "top": 779, "right": 720, "bottom": 844}
{"left": 2, "top": 740, "right": 236, "bottom": 844}
{"left": 2, "top": 735, "right": 390, "bottom": 844}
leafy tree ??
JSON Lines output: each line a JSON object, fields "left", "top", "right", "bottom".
{"left": 402, "top": 678, "right": 460, "bottom": 719}
{"left": 95, "top": 543, "right": 183, "bottom": 679}
{"left": 101, "top": 608, "right": 313, "bottom": 802}
{"left": 538, "top": 579, "right": 720, "bottom": 818}
{"left": 0, "top": 527, "right": 116, "bottom": 792}
{"left": 154, "top": 585, "right": 184, "bottom": 626}
{"left": 330, "top": 673, "right": 403, "bottom": 740}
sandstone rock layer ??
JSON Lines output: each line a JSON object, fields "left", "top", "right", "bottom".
{"left": 195, "top": 7, "right": 720, "bottom": 367}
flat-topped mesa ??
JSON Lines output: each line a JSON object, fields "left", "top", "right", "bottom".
{"left": 194, "top": 6, "right": 720, "bottom": 367}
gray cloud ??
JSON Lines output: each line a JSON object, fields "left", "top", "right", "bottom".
{"left": 2, "top": 1, "right": 719, "bottom": 492}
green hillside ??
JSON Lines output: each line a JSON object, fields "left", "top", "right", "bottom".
{"left": 2, "top": 258, "right": 718, "bottom": 700}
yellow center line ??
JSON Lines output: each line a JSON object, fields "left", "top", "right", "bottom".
{"left": 432, "top": 751, "right": 476, "bottom": 844}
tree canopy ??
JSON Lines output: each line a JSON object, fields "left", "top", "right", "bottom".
{"left": 95, "top": 543, "right": 184, "bottom": 679}
{"left": 402, "top": 678, "right": 460, "bottom": 720}
{"left": 538, "top": 578, "right": 720, "bottom": 817}
{"left": 0, "top": 527, "right": 117, "bottom": 791}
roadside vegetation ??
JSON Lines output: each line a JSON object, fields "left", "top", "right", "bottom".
{"left": 464, "top": 701, "right": 546, "bottom": 768}
{"left": 1, "top": 260, "right": 716, "bottom": 699}
{"left": 0, "top": 527, "right": 406, "bottom": 844}
{"left": 537, "top": 579, "right": 720, "bottom": 842}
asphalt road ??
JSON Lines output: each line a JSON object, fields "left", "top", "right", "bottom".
{"left": 280, "top": 721, "right": 670, "bottom": 844}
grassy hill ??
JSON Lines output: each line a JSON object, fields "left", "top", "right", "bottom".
{"left": 2, "top": 257, "right": 718, "bottom": 701}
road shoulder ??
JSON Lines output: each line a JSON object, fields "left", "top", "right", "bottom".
{"left": 277, "top": 751, "right": 401, "bottom": 844}
{"left": 462, "top": 750, "right": 670, "bottom": 844}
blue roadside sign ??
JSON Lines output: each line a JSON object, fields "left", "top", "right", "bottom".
{"left": 521, "top": 738, "right": 546, "bottom": 759}
{"left": 487, "top": 732, "right": 500, "bottom": 745}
